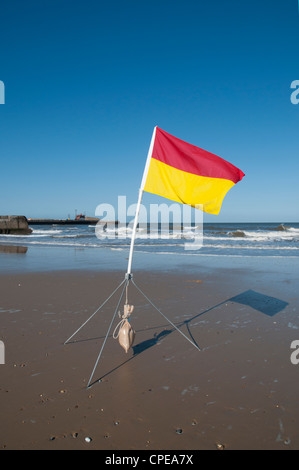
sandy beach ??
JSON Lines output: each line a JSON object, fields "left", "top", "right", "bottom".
{"left": 0, "top": 253, "right": 299, "bottom": 450}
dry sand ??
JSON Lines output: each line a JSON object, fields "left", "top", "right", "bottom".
{"left": 0, "top": 267, "right": 298, "bottom": 450}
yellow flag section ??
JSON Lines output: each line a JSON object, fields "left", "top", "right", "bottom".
{"left": 143, "top": 127, "right": 245, "bottom": 215}
{"left": 144, "top": 157, "right": 236, "bottom": 215}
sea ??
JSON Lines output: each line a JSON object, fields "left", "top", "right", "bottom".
{"left": 0, "top": 222, "right": 298, "bottom": 259}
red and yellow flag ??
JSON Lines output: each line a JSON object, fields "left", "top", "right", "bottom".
{"left": 143, "top": 127, "right": 245, "bottom": 215}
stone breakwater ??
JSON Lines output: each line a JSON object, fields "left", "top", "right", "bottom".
{"left": 28, "top": 217, "right": 99, "bottom": 225}
{"left": 0, "top": 216, "right": 32, "bottom": 235}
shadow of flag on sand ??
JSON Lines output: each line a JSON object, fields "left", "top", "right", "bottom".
{"left": 229, "top": 289, "right": 288, "bottom": 317}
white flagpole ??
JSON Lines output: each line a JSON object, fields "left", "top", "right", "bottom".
{"left": 126, "top": 126, "right": 157, "bottom": 276}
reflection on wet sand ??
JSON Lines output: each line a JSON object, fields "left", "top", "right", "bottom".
{"left": 0, "top": 245, "right": 28, "bottom": 254}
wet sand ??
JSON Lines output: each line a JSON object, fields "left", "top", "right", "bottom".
{"left": 0, "top": 266, "right": 299, "bottom": 450}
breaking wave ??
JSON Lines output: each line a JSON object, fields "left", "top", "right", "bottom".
{"left": 0, "top": 222, "right": 298, "bottom": 258}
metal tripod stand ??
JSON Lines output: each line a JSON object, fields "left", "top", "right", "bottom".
{"left": 64, "top": 273, "right": 201, "bottom": 388}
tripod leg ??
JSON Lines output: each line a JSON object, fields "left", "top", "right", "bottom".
{"left": 64, "top": 278, "right": 126, "bottom": 345}
{"left": 87, "top": 278, "right": 129, "bottom": 388}
{"left": 131, "top": 279, "right": 201, "bottom": 352}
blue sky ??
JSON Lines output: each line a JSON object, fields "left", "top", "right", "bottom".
{"left": 0, "top": 0, "right": 298, "bottom": 222}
